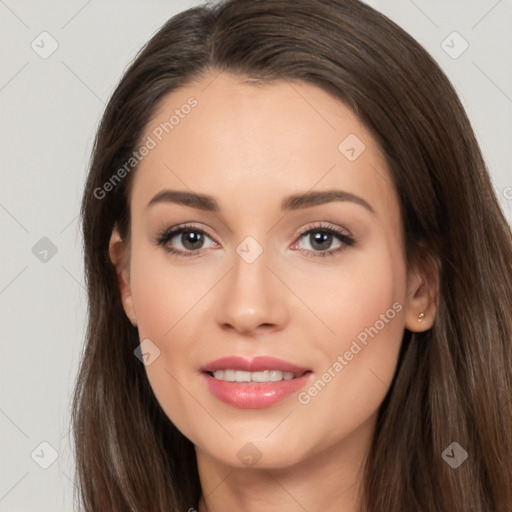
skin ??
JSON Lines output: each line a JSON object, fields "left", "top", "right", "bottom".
{"left": 109, "top": 72, "right": 438, "bottom": 512}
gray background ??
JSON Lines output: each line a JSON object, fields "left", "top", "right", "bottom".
{"left": 0, "top": 1, "right": 510, "bottom": 510}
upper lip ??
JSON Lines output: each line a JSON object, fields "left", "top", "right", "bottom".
{"left": 200, "top": 356, "right": 310, "bottom": 374}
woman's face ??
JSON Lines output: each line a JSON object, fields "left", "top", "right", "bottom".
{"left": 111, "top": 72, "right": 431, "bottom": 471}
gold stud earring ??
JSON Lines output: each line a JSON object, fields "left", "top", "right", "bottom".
{"left": 418, "top": 312, "right": 425, "bottom": 322}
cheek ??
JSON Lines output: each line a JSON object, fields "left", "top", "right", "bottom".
{"left": 129, "top": 247, "right": 217, "bottom": 339}
{"left": 128, "top": 248, "right": 213, "bottom": 434}
{"left": 295, "top": 244, "right": 407, "bottom": 430}
{"left": 332, "top": 244, "right": 406, "bottom": 374}
{"left": 288, "top": 241, "right": 406, "bottom": 350}
{"left": 340, "top": 255, "right": 402, "bottom": 344}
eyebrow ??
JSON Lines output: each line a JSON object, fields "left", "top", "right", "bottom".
{"left": 146, "top": 189, "right": 375, "bottom": 214}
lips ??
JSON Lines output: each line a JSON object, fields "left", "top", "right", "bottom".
{"left": 211, "top": 369, "right": 297, "bottom": 383}
{"left": 200, "top": 355, "right": 310, "bottom": 374}
{"left": 200, "top": 356, "right": 313, "bottom": 409}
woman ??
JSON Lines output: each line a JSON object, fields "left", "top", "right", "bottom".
{"left": 72, "top": 0, "right": 512, "bottom": 510}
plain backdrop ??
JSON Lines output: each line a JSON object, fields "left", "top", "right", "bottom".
{"left": 0, "top": 1, "right": 510, "bottom": 510}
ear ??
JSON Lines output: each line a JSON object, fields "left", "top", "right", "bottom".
{"left": 109, "top": 225, "right": 137, "bottom": 326}
{"left": 404, "top": 250, "right": 440, "bottom": 332}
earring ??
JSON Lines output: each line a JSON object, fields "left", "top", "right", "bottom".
{"left": 418, "top": 312, "right": 425, "bottom": 322}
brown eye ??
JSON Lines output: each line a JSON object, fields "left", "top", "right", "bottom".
{"left": 179, "top": 230, "right": 205, "bottom": 250}
{"left": 308, "top": 231, "right": 335, "bottom": 251}
{"left": 155, "top": 225, "right": 219, "bottom": 256}
{"left": 292, "top": 223, "right": 355, "bottom": 258}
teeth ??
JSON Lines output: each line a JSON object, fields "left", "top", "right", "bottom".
{"left": 223, "top": 369, "right": 236, "bottom": 381}
{"left": 212, "top": 369, "right": 296, "bottom": 382}
{"left": 235, "top": 370, "right": 251, "bottom": 382}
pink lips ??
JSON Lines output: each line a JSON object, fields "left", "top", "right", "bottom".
{"left": 200, "top": 356, "right": 313, "bottom": 409}
{"left": 200, "top": 355, "right": 309, "bottom": 374}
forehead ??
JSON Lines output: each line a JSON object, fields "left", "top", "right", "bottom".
{"left": 131, "top": 72, "right": 397, "bottom": 219}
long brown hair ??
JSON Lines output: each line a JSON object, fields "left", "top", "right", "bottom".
{"left": 72, "top": 0, "right": 512, "bottom": 510}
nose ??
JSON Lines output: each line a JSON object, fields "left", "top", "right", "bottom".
{"left": 215, "top": 249, "right": 289, "bottom": 336}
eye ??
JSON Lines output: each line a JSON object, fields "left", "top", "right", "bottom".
{"left": 154, "top": 221, "right": 355, "bottom": 258}
{"left": 154, "top": 224, "right": 219, "bottom": 256}
{"left": 292, "top": 222, "right": 355, "bottom": 257}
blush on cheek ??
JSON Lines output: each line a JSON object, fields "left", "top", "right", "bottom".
{"left": 333, "top": 262, "right": 401, "bottom": 343}
{"left": 332, "top": 266, "right": 404, "bottom": 380}
{"left": 129, "top": 249, "right": 192, "bottom": 339}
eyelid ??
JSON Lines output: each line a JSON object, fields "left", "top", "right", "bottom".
{"left": 294, "top": 221, "right": 354, "bottom": 240}
{"left": 152, "top": 222, "right": 219, "bottom": 256}
{"left": 154, "top": 221, "right": 355, "bottom": 257}
{"left": 290, "top": 221, "right": 355, "bottom": 257}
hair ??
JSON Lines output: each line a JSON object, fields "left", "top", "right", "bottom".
{"left": 72, "top": 0, "right": 512, "bottom": 510}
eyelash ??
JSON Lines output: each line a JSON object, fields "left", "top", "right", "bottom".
{"left": 153, "top": 222, "right": 355, "bottom": 258}
{"left": 295, "top": 222, "right": 355, "bottom": 258}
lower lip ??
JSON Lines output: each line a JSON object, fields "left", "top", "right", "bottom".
{"left": 202, "top": 372, "right": 312, "bottom": 409}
